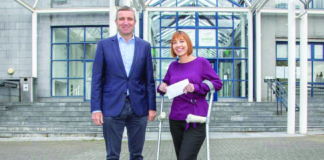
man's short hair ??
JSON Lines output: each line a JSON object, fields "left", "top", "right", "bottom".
{"left": 116, "top": 6, "right": 136, "bottom": 20}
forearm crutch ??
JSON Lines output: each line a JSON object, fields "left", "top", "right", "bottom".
{"left": 156, "top": 96, "right": 166, "bottom": 160}
{"left": 186, "top": 81, "right": 215, "bottom": 160}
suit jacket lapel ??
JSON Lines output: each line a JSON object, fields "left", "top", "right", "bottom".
{"left": 112, "top": 36, "right": 127, "bottom": 77}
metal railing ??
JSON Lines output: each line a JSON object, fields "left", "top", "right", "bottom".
{"left": 264, "top": 78, "right": 299, "bottom": 115}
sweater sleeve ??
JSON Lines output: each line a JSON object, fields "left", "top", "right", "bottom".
{"left": 193, "top": 58, "right": 223, "bottom": 95}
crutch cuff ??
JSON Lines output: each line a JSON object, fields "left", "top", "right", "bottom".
{"left": 203, "top": 80, "right": 215, "bottom": 92}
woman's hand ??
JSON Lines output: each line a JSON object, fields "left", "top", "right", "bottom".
{"left": 184, "top": 83, "right": 195, "bottom": 94}
{"left": 159, "top": 82, "right": 168, "bottom": 93}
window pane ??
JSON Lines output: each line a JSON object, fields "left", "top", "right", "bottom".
{"left": 161, "top": 28, "right": 176, "bottom": 47}
{"left": 178, "top": 12, "right": 196, "bottom": 27}
{"left": 234, "top": 60, "right": 247, "bottom": 80}
{"left": 53, "top": 28, "right": 67, "bottom": 43}
{"left": 219, "top": 60, "right": 233, "bottom": 80}
{"left": 218, "top": 0, "right": 233, "bottom": 7}
{"left": 69, "top": 79, "right": 84, "bottom": 96}
{"left": 218, "top": 49, "right": 232, "bottom": 58}
{"left": 69, "top": 44, "right": 84, "bottom": 59}
{"left": 234, "top": 49, "right": 247, "bottom": 58}
{"left": 85, "top": 62, "right": 93, "bottom": 100}
{"left": 199, "top": 12, "right": 216, "bottom": 26}
{"left": 198, "top": 48, "right": 216, "bottom": 58}
{"left": 314, "top": 61, "right": 324, "bottom": 82}
{"left": 161, "top": 48, "right": 172, "bottom": 58}
{"left": 277, "top": 44, "right": 288, "bottom": 58}
{"left": 153, "top": 59, "right": 160, "bottom": 79}
{"left": 218, "top": 29, "right": 233, "bottom": 47}
{"left": 52, "top": 45, "right": 67, "bottom": 60}
{"left": 198, "top": 0, "right": 216, "bottom": 7}
{"left": 52, "top": 79, "right": 67, "bottom": 96}
{"left": 69, "top": 27, "right": 84, "bottom": 42}
{"left": 199, "top": 29, "right": 216, "bottom": 47}
{"left": 161, "top": 59, "right": 174, "bottom": 79}
{"left": 69, "top": 61, "right": 84, "bottom": 78}
{"left": 234, "top": 81, "right": 247, "bottom": 97}
{"left": 152, "top": 48, "right": 160, "bottom": 58}
{"left": 85, "top": 44, "right": 97, "bottom": 59}
{"left": 314, "top": 45, "right": 323, "bottom": 59}
{"left": 219, "top": 81, "right": 233, "bottom": 97}
{"left": 52, "top": 61, "right": 67, "bottom": 77}
{"left": 86, "top": 27, "right": 101, "bottom": 42}
{"left": 308, "top": 44, "right": 311, "bottom": 59}
{"left": 102, "top": 27, "right": 109, "bottom": 39}
{"left": 218, "top": 13, "right": 233, "bottom": 27}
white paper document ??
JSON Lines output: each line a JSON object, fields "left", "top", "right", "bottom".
{"left": 166, "top": 79, "right": 189, "bottom": 99}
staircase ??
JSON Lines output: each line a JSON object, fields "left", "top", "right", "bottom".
{"left": 0, "top": 99, "right": 323, "bottom": 138}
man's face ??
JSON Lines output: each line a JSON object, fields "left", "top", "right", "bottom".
{"left": 115, "top": 10, "right": 136, "bottom": 37}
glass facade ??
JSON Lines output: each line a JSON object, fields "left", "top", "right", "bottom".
{"left": 276, "top": 42, "right": 324, "bottom": 97}
{"left": 51, "top": 26, "right": 109, "bottom": 100}
{"left": 148, "top": 11, "right": 249, "bottom": 99}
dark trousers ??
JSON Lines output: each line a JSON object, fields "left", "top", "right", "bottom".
{"left": 169, "top": 119, "right": 206, "bottom": 160}
{"left": 102, "top": 99, "right": 148, "bottom": 160}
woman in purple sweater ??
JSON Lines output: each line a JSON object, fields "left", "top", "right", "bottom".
{"left": 157, "top": 30, "right": 223, "bottom": 160}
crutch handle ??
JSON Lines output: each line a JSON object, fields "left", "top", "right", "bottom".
{"left": 158, "top": 112, "right": 166, "bottom": 121}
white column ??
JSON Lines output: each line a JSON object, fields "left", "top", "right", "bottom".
{"left": 248, "top": 11, "right": 254, "bottom": 102}
{"left": 256, "top": 11, "right": 261, "bottom": 102}
{"left": 241, "top": 14, "right": 246, "bottom": 98}
{"left": 299, "top": 7, "right": 308, "bottom": 134}
{"left": 143, "top": 10, "right": 148, "bottom": 41}
{"left": 32, "top": 12, "right": 38, "bottom": 78}
{"left": 110, "top": 0, "right": 117, "bottom": 36}
{"left": 287, "top": 0, "right": 296, "bottom": 134}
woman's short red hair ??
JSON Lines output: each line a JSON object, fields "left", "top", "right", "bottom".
{"left": 170, "top": 31, "right": 193, "bottom": 58}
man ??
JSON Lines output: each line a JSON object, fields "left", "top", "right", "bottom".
{"left": 91, "top": 6, "right": 156, "bottom": 160}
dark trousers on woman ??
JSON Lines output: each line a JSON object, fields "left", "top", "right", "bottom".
{"left": 169, "top": 119, "right": 206, "bottom": 160}
{"left": 102, "top": 98, "right": 148, "bottom": 160}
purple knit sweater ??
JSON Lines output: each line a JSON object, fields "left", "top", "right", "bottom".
{"left": 158, "top": 57, "right": 223, "bottom": 121}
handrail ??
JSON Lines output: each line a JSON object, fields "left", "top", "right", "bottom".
{"left": 264, "top": 79, "right": 299, "bottom": 115}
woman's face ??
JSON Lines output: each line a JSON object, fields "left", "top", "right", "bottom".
{"left": 172, "top": 37, "right": 188, "bottom": 57}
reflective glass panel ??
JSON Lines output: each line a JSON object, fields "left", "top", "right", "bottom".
{"left": 85, "top": 44, "right": 97, "bottom": 59}
{"left": 161, "top": 59, "right": 174, "bottom": 79}
{"left": 86, "top": 27, "right": 101, "bottom": 42}
{"left": 53, "top": 45, "right": 67, "bottom": 60}
{"left": 53, "top": 28, "right": 67, "bottom": 43}
{"left": 102, "top": 27, "right": 109, "bottom": 39}
{"left": 52, "top": 79, "right": 67, "bottom": 96}
{"left": 199, "top": 12, "right": 216, "bottom": 26}
{"left": 69, "top": 61, "right": 84, "bottom": 78}
{"left": 69, "top": 28, "right": 84, "bottom": 42}
{"left": 178, "top": 12, "right": 196, "bottom": 27}
{"left": 153, "top": 59, "right": 160, "bottom": 79}
{"left": 218, "top": 29, "right": 233, "bottom": 47}
{"left": 198, "top": 48, "right": 216, "bottom": 58}
{"left": 234, "top": 81, "right": 247, "bottom": 97}
{"left": 69, "top": 44, "right": 84, "bottom": 59}
{"left": 234, "top": 60, "right": 247, "bottom": 80}
{"left": 218, "top": 49, "right": 232, "bottom": 58}
{"left": 52, "top": 61, "right": 67, "bottom": 78}
{"left": 315, "top": 44, "right": 323, "bottom": 59}
{"left": 69, "top": 79, "right": 84, "bottom": 96}
{"left": 313, "top": 61, "right": 324, "bottom": 82}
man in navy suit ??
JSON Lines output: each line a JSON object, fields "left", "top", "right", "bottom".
{"left": 91, "top": 6, "right": 156, "bottom": 160}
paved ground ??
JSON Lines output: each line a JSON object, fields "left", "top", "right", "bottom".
{"left": 1, "top": 132, "right": 324, "bottom": 160}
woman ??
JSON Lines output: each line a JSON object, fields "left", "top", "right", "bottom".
{"left": 157, "top": 30, "right": 223, "bottom": 160}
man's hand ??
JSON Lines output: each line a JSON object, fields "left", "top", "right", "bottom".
{"left": 148, "top": 110, "right": 156, "bottom": 121}
{"left": 92, "top": 112, "right": 104, "bottom": 126}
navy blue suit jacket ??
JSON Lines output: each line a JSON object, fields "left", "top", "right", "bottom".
{"left": 91, "top": 35, "right": 156, "bottom": 117}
